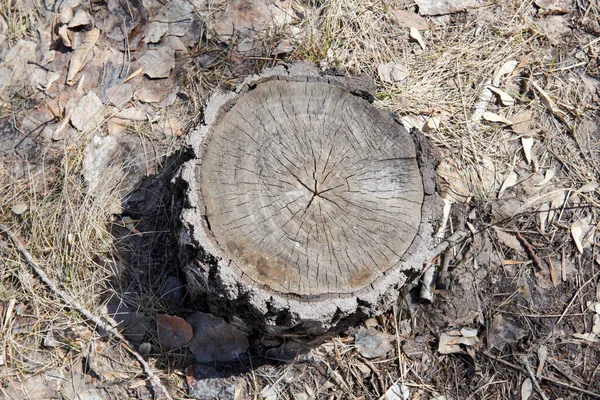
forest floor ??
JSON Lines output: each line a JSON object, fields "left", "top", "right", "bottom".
{"left": 1, "top": 0, "right": 599, "bottom": 399}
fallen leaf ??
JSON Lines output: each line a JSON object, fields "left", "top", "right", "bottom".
{"left": 577, "top": 182, "right": 598, "bottom": 193}
{"left": 144, "top": 21, "right": 169, "bottom": 44}
{"left": 493, "top": 227, "right": 525, "bottom": 254}
{"left": 534, "top": 0, "right": 571, "bottom": 12}
{"left": 156, "top": 314, "right": 193, "bottom": 349}
{"left": 106, "top": 83, "right": 134, "bottom": 107}
{"left": 385, "top": 383, "right": 410, "bottom": 400}
{"left": 488, "top": 314, "right": 526, "bottom": 350}
{"left": 438, "top": 330, "right": 479, "bottom": 354}
{"left": 66, "top": 27, "right": 100, "bottom": 85}
{"left": 522, "top": 136, "right": 534, "bottom": 164}
{"left": 536, "top": 168, "right": 555, "bottom": 186}
{"left": 572, "top": 332, "right": 598, "bottom": 342}
{"left": 536, "top": 345, "right": 548, "bottom": 376}
{"left": 123, "top": 67, "right": 144, "bottom": 83}
{"left": 410, "top": 27, "right": 426, "bottom": 50}
{"left": 138, "top": 47, "right": 175, "bottom": 79}
{"left": 67, "top": 9, "right": 91, "bottom": 28}
{"left": 71, "top": 91, "right": 104, "bottom": 132}
{"left": 58, "top": 24, "right": 72, "bottom": 47}
{"left": 571, "top": 215, "right": 595, "bottom": 253}
{"left": 510, "top": 110, "right": 534, "bottom": 134}
{"left": 186, "top": 312, "right": 249, "bottom": 363}
{"left": 107, "top": 118, "right": 128, "bottom": 136}
{"left": 498, "top": 170, "right": 518, "bottom": 197}
{"left": 414, "top": 0, "right": 480, "bottom": 15}
{"left": 593, "top": 314, "right": 600, "bottom": 336}
{"left": 530, "top": 80, "right": 567, "bottom": 119}
{"left": 354, "top": 328, "right": 394, "bottom": 359}
{"left": 492, "top": 60, "right": 518, "bottom": 87}
{"left": 482, "top": 111, "right": 512, "bottom": 124}
{"left": 377, "top": 62, "right": 408, "bottom": 84}
{"left": 11, "top": 203, "right": 28, "bottom": 215}
{"left": 487, "top": 86, "right": 515, "bottom": 106}
{"left": 422, "top": 116, "right": 440, "bottom": 132}
{"left": 390, "top": 9, "right": 429, "bottom": 30}
{"left": 521, "top": 378, "right": 533, "bottom": 400}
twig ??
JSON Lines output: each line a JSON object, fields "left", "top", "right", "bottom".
{"left": 522, "top": 357, "right": 550, "bottom": 400}
{"left": 483, "top": 352, "right": 600, "bottom": 399}
{"left": 513, "top": 231, "right": 544, "bottom": 272}
{"left": 0, "top": 225, "right": 173, "bottom": 400}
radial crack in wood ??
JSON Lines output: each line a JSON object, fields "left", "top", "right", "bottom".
{"left": 178, "top": 64, "right": 442, "bottom": 336}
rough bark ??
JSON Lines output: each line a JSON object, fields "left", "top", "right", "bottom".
{"left": 177, "top": 63, "right": 442, "bottom": 336}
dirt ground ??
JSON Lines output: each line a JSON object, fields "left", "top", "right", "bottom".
{"left": 1, "top": 0, "right": 599, "bottom": 399}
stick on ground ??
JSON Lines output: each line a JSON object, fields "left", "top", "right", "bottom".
{"left": 0, "top": 224, "right": 173, "bottom": 400}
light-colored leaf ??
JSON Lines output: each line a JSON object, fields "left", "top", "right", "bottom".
{"left": 410, "top": 27, "right": 426, "bottom": 50}
{"left": 577, "top": 182, "right": 598, "bottom": 193}
{"left": 536, "top": 345, "right": 548, "bottom": 376}
{"left": 438, "top": 330, "right": 479, "bottom": 354}
{"left": 571, "top": 215, "right": 594, "bottom": 253}
{"left": 492, "top": 60, "right": 518, "bottom": 87}
{"left": 423, "top": 116, "right": 441, "bottom": 132}
{"left": 482, "top": 111, "right": 512, "bottom": 124}
{"left": 572, "top": 332, "right": 599, "bottom": 342}
{"left": 377, "top": 62, "right": 408, "bottom": 84}
{"left": 390, "top": 9, "right": 429, "bottom": 30}
{"left": 354, "top": 328, "right": 394, "bottom": 359}
{"left": 521, "top": 378, "right": 533, "bottom": 400}
{"left": 487, "top": 86, "right": 515, "bottom": 106}
{"left": 536, "top": 168, "right": 555, "bottom": 186}
{"left": 593, "top": 314, "right": 600, "bottom": 336}
{"left": 522, "top": 136, "right": 534, "bottom": 164}
{"left": 71, "top": 91, "right": 104, "bottom": 132}
{"left": 498, "top": 170, "right": 518, "bottom": 197}
{"left": 385, "top": 383, "right": 410, "bottom": 400}
{"left": 138, "top": 47, "right": 175, "bottom": 79}
{"left": 66, "top": 27, "right": 99, "bottom": 85}
{"left": 530, "top": 80, "right": 567, "bottom": 119}
{"left": 511, "top": 110, "right": 534, "bottom": 134}
{"left": 493, "top": 227, "right": 525, "bottom": 253}
{"left": 11, "top": 203, "right": 28, "bottom": 215}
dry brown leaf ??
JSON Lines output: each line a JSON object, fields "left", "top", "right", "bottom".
{"left": 410, "top": 27, "right": 426, "bottom": 50}
{"left": 377, "top": 62, "right": 408, "bottom": 84}
{"left": 492, "top": 60, "right": 518, "bottom": 87}
{"left": 522, "top": 136, "right": 534, "bottom": 164}
{"left": 438, "top": 330, "right": 479, "bottom": 354}
{"left": 493, "top": 227, "right": 525, "bottom": 254}
{"left": 138, "top": 47, "right": 175, "bottom": 79}
{"left": 487, "top": 86, "right": 515, "bottom": 106}
{"left": 577, "top": 182, "right": 598, "bottom": 193}
{"left": 536, "top": 168, "right": 555, "bottom": 186}
{"left": 66, "top": 27, "right": 100, "bottom": 86}
{"left": 498, "top": 171, "right": 518, "bottom": 197}
{"left": 67, "top": 9, "right": 91, "bottom": 28}
{"left": 511, "top": 110, "right": 533, "bottom": 133}
{"left": 534, "top": 0, "right": 571, "bottom": 12}
{"left": 414, "top": 0, "right": 480, "bottom": 15}
{"left": 530, "top": 80, "right": 567, "bottom": 119}
{"left": 482, "top": 111, "right": 512, "bottom": 124}
{"left": 536, "top": 345, "right": 548, "bottom": 377}
{"left": 571, "top": 215, "right": 595, "bottom": 253}
{"left": 422, "top": 116, "right": 441, "bottom": 132}
{"left": 390, "top": 9, "right": 428, "bottom": 30}
{"left": 11, "top": 203, "right": 28, "bottom": 215}
{"left": 71, "top": 91, "right": 104, "bottom": 132}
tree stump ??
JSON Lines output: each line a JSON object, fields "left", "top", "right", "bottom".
{"left": 178, "top": 64, "right": 442, "bottom": 336}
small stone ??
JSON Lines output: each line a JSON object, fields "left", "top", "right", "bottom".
{"left": 138, "top": 342, "right": 152, "bottom": 355}
{"left": 11, "top": 203, "right": 28, "bottom": 215}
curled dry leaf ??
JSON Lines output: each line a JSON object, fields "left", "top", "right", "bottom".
{"left": 487, "top": 86, "right": 515, "bottom": 106}
{"left": 482, "top": 111, "right": 512, "bottom": 124}
{"left": 492, "top": 60, "right": 518, "bottom": 87}
{"left": 522, "top": 136, "right": 534, "bottom": 164}
{"left": 66, "top": 27, "right": 100, "bottom": 86}
{"left": 530, "top": 80, "right": 567, "bottom": 119}
{"left": 422, "top": 116, "right": 441, "bottom": 132}
{"left": 438, "top": 330, "right": 479, "bottom": 354}
{"left": 571, "top": 214, "right": 595, "bottom": 253}
{"left": 410, "top": 27, "right": 426, "bottom": 50}
{"left": 535, "top": 168, "right": 555, "bottom": 186}
{"left": 498, "top": 170, "right": 518, "bottom": 197}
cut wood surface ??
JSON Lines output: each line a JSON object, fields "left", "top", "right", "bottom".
{"left": 178, "top": 64, "right": 441, "bottom": 335}
{"left": 200, "top": 81, "right": 423, "bottom": 296}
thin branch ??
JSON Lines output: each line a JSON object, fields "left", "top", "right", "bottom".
{"left": 0, "top": 224, "right": 173, "bottom": 400}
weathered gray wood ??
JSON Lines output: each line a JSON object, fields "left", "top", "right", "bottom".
{"left": 178, "top": 64, "right": 442, "bottom": 336}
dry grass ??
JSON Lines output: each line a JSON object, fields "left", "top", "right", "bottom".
{"left": 1, "top": 0, "right": 599, "bottom": 398}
